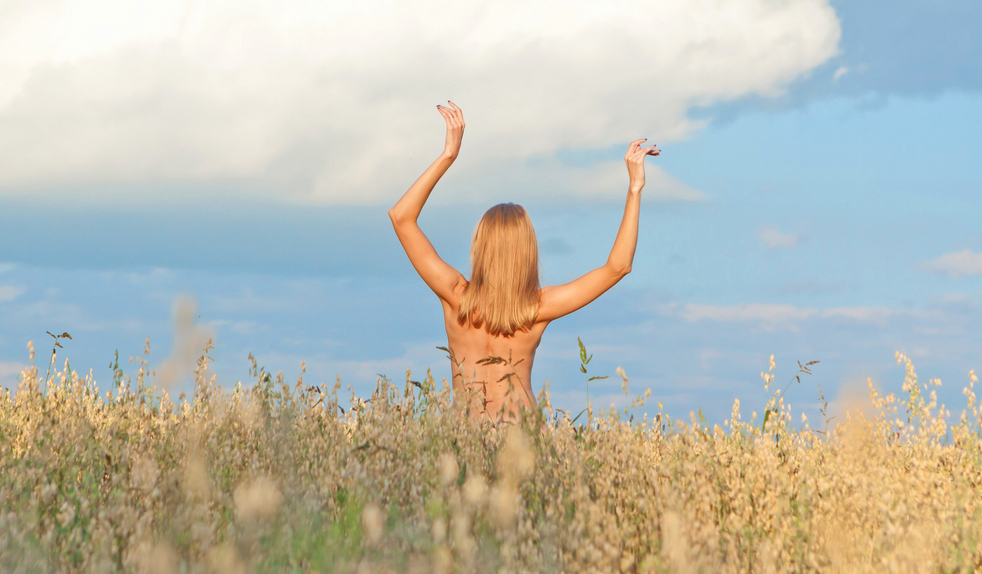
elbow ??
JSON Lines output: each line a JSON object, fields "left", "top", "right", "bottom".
{"left": 607, "top": 261, "right": 632, "bottom": 278}
{"left": 388, "top": 207, "right": 418, "bottom": 228}
{"left": 388, "top": 208, "right": 404, "bottom": 227}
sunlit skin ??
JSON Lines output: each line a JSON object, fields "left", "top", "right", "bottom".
{"left": 389, "top": 101, "right": 658, "bottom": 425}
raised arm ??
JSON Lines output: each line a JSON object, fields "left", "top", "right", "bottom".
{"left": 538, "top": 139, "right": 659, "bottom": 322}
{"left": 389, "top": 102, "right": 466, "bottom": 303}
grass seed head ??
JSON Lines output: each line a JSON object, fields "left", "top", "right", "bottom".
{"left": 438, "top": 452, "right": 458, "bottom": 486}
{"left": 361, "top": 502, "right": 385, "bottom": 546}
{"left": 234, "top": 476, "right": 282, "bottom": 522}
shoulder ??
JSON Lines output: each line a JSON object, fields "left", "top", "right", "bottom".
{"left": 537, "top": 285, "right": 558, "bottom": 309}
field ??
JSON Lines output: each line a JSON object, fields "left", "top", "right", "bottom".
{"left": 1, "top": 339, "right": 981, "bottom": 574}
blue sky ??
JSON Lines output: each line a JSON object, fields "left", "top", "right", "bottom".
{"left": 1, "top": 0, "right": 980, "bottom": 423}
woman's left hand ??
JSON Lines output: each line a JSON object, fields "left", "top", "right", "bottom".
{"left": 437, "top": 101, "right": 465, "bottom": 160}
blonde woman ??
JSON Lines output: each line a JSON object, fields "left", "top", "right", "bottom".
{"left": 389, "top": 102, "right": 659, "bottom": 425}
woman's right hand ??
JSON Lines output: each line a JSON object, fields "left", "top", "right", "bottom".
{"left": 625, "top": 139, "right": 659, "bottom": 191}
{"left": 437, "top": 101, "right": 465, "bottom": 160}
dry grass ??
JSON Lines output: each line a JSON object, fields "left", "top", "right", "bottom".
{"left": 1, "top": 341, "right": 981, "bottom": 574}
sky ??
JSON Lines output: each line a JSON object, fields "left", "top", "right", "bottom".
{"left": 1, "top": 0, "right": 980, "bottom": 424}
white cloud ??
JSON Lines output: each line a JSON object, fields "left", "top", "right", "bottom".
{"left": 699, "top": 349, "right": 726, "bottom": 371}
{"left": 0, "top": 0, "right": 841, "bottom": 204}
{"left": 499, "top": 159, "right": 706, "bottom": 203}
{"left": 759, "top": 226, "right": 799, "bottom": 249}
{"left": 248, "top": 340, "right": 449, "bottom": 387}
{"left": 0, "top": 361, "right": 29, "bottom": 390}
{"left": 923, "top": 249, "right": 982, "bottom": 278}
{"left": 937, "top": 292, "right": 982, "bottom": 311}
{"left": 209, "top": 286, "right": 312, "bottom": 314}
{"left": 204, "top": 318, "right": 266, "bottom": 336}
{"left": 0, "top": 285, "right": 26, "bottom": 302}
{"left": 822, "top": 306, "right": 897, "bottom": 323}
{"left": 661, "top": 303, "right": 907, "bottom": 331}
{"left": 672, "top": 303, "right": 815, "bottom": 330}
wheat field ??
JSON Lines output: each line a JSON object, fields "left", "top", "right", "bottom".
{"left": 1, "top": 338, "right": 980, "bottom": 574}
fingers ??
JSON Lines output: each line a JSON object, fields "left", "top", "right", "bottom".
{"left": 438, "top": 101, "right": 464, "bottom": 129}
{"left": 437, "top": 107, "right": 463, "bottom": 132}
{"left": 437, "top": 109, "right": 457, "bottom": 129}
{"left": 625, "top": 143, "right": 660, "bottom": 165}
{"left": 627, "top": 138, "right": 654, "bottom": 159}
{"left": 447, "top": 100, "right": 464, "bottom": 122}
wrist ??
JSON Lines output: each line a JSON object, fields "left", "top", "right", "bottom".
{"left": 440, "top": 151, "right": 458, "bottom": 162}
{"left": 628, "top": 184, "right": 643, "bottom": 194}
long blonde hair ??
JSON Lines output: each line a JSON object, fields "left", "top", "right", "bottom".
{"left": 457, "top": 203, "right": 540, "bottom": 337}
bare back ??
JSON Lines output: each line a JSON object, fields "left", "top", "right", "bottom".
{"left": 389, "top": 103, "right": 656, "bottom": 427}
{"left": 441, "top": 279, "right": 547, "bottom": 425}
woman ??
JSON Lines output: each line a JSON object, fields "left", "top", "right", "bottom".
{"left": 389, "top": 102, "right": 658, "bottom": 425}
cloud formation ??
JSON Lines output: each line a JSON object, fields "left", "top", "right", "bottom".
{"left": 759, "top": 226, "right": 800, "bottom": 249}
{"left": 0, "top": 285, "right": 25, "bottom": 302}
{"left": 0, "top": 0, "right": 840, "bottom": 204}
{"left": 820, "top": 0, "right": 982, "bottom": 99}
{"left": 661, "top": 302, "right": 907, "bottom": 331}
{"left": 708, "top": 0, "right": 982, "bottom": 118}
{"left": 0, "top": 361, "right": 29, "bottom": 390}
{"left": 923, "top": 249, "right": 982, "bottom": 278}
